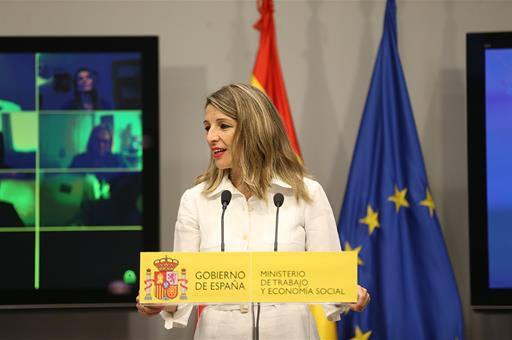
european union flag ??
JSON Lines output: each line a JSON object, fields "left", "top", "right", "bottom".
{"left": 337, "top": 1, "right": 464, "bottom": 339}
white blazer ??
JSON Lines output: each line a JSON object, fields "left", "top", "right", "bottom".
{"left": 161, "top": 176, "right": 345, "bottom": 332}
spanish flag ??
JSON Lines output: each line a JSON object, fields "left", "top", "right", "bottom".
{"left": 250, "top": 1, "right": 336, "bottom": 339}
{"left": 250, "top": 0, "right": 301, "bottom": 157}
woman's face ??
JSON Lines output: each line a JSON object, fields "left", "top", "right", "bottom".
{"left": 203, "top": 105, "right": 237, "bottom": 170}
{"left": 76, "top": 70, "right": 94, "bottom": 93}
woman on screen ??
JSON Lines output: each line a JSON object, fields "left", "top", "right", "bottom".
{"left": 62, "top": 68, "right": 112, "bottom": 110}
{"left": 136, "top": 84, "right": 370, "bottom": 339}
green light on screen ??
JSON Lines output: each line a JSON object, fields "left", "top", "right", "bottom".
{"left": 95, "top": 111, "right": 142, "bottom": 155}
{"left": 0, "top": 179, "right": 35, "bottom": 226}
{"left": 123, "top": 270, "right": 137, "bottom": 285}
{"left": 11, "top": 114, "right": 37, "bottom": 152}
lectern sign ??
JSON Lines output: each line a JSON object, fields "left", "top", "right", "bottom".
{"left": 140, "top": 252, "right": 357, "bottom": 304}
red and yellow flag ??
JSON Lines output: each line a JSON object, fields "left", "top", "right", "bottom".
{"left": 250, "top": 1, "right": 336, "bottom": 339}
{"left": 250, "top": 0, "right": 301, "bottom": 157}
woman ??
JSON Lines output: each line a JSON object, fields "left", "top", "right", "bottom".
{"left": 62, "top": 68, "right": 112, "bottom": 110}
{"left": 136, "top": 84, "right": 369, "bottom": 339}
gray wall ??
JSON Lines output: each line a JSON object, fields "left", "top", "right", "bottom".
{"left": 1, "top": 0, "right": 511, "bottom": 339}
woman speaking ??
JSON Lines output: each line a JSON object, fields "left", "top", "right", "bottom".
{"left": 136, "top": 84, "right": 369, "bottom": 339}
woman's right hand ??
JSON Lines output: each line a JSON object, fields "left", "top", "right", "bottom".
{"left": 136, "top": 295, "right": 177, "bottom": 316}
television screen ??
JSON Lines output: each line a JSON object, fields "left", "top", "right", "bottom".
{"left": 467, "top": 32, "right": 512, "bottom": 307}
{"left": 0, "top": 37, "right": 159, "bottom": 307}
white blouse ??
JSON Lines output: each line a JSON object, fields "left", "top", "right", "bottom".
{"left": 161, "top": 176, "right": 344, "bottom": 329}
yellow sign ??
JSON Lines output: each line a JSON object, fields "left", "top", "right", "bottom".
{"left": 139, "top": 252, "right": 357, "bottom": 304}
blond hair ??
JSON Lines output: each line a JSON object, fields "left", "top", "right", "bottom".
{"left": 195, "top": 83, "right": 311, "bottom": 202}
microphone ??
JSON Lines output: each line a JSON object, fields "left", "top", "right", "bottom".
{"left": 221, "top": 190, "right": 232, "bottom": 208}
{"left": 273, "top": 193, "right": 284, "bottom": 252}
{"left": 220, "top": 190, "right": 232, "bottom": 252}
{"left": 253, "top": 193, "right": 284, "bottom": 340}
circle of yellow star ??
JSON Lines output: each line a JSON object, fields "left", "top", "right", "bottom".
{"left": 359, "top": 205, "right": 380, "bottom": 235}
{"left": 350, "top": 325, "right": 372, "bottom": 340}
{"left": 420, "top": 189, "right": 436, "bottom": 217}
{"left": 344, "top": 241, "right": 364, "bottom": 266}
{"left": 388, "top": 185, "right": 410, "bottom": 213}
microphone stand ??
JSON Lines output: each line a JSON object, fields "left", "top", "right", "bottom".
{"left": 221, "top": 203, "right": 227, "bottom": 252}
{"left": 273, "top": 193, "right": 284, "bottom": 253}
{"left": 252, "top": 193, "right": 284, "bottom": 340}
{"left": 252, "top": 303, "right": 258, "bottom": 340}
{"left": 220, "top": 190, "right": 231, "bottom": 252}
{"left": 273, "top": 204, "right": 281, "bottom": 252}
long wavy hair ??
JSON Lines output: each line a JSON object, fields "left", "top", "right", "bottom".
{"left": 195, "top": 84, "right": 311, "bottom": 201}
{"left": 72, "top": 68, "right": 100, "bottom": 109}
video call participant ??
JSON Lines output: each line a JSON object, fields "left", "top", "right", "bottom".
{"left": 136, "top": 84, "right": 370, "bottom": 339}
{"left": 76, "top": 172, "right": 141, "bottom": 226}
{"left": 69, "top": 124, "right": 128, "bottom": 169}
{"left": 62, "top": 68, "right": 112, "bottom": 110}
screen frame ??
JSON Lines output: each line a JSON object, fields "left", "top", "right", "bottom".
{"left": 467, "top": 32, "right": 512, "bottom": 308}
{"left": 0, "top": 36, "right": 160, "bottom": 308}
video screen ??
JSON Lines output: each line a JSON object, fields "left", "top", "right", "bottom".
{"left": 0, "top": 40, "right": 158, "bottom": 307}
{"left": 485, "top": 48, "right": 512, "bottom": 289}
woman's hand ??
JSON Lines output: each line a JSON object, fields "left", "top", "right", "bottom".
{"left": 136, "top": 295, "right": 178, "bottom": 316}
{"left": 348, "top": 285, "right": 370, "bottom": 312}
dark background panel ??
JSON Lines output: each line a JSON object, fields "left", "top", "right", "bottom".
{"left": 0, "top": 233, "right": 35, "bottom": 290}
{"left": 39, "top": 231, "right": 142, "bottom": 292}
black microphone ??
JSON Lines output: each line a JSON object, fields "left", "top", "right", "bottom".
{"left": 220, "top": 190, "right": 232, "bottom": 252}
{"left": 273, "top": 193, "right": 284, "bottom": 252}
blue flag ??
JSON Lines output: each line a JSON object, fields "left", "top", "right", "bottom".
{"left": 337, "top": 1, "right": 464, "bottom": 339}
